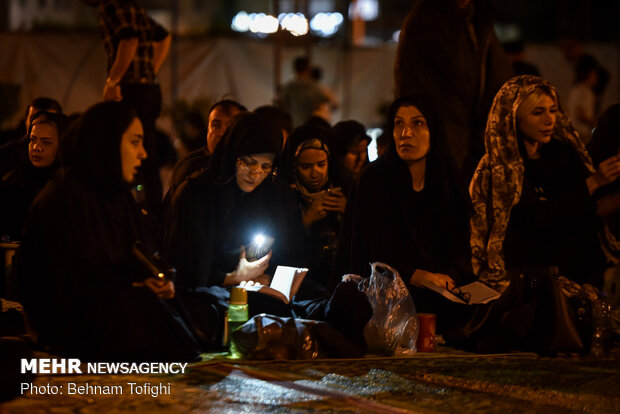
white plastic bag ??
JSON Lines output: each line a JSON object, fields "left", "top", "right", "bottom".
{"left": 353, "top": 262, "right": 419, "bottom": 355}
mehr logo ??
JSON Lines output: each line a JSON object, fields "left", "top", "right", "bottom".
{"left": 21, "top": 359, "right": 82, "bottom": 374}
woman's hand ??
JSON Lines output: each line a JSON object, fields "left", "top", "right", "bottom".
{"left": 224, "top": 246, "right": 272, "bottom": 286}
{"left": 322, "top": 188, "right": 347, "bottom": 214}
{"left": 409, "top": 269, "right": 456, "bottom": 291}
{"left": 133, "top": 277, "right": 175, "bottom": 299}
{"left": 302, "top": 198, "right": 327, "bottom": 228}
{"left": 587, "top": 155, "right": 620, "bottom": 194}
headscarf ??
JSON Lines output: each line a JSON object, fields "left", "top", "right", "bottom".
{"left": 384, "top": 93, "right": 463, "bottom": 204}
{"left": 281, "top": 124, "right": 332, "bottom": 197}
{"left": 61, "top": 101, "right": 137, "bottom": 199}
{"left": 206, "top": 112, "right": 283, "bottom": 185}
{"left": 469, "top": 75, "right": 593, "bottom": 288}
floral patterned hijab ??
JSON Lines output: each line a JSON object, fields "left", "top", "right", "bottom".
{"left": 469, "top": 75, "right": 593, "bottom": 289}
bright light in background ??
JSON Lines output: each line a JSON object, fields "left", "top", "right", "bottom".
{"left": 231, "top": 11, "right": 251, "bottom": 32}
{"left": 310, "top": 12, "right": 343, "bottom": 37}
{"left": 249, "top": 13, "right": 279, "bottom": 34}
{"left": 392, "top": 30, "right": 401, "bottom": 43}
{"left": 279, "top": 13, "right": 308, "bottom": 36}
{"left": 366, "top": 127, "right": 383, "bottom": 162}
{"left": 232, "top": 10, "right": 343, "bottom": 37}
{"left": 232, "top": 12, "right": 279, "bottom": 34}
{"left": 349, "top": 0, "right": 379, "bottom": 21}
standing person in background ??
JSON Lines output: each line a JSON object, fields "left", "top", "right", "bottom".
{"left": 79, "top": 0, "right": 171, "bottom": 218}
{"left": 280, "top": 56, "right": 330, "bottom": 127}
{"left": 310, "top": 66, "right": 339, "bottom": 125}
{"left": 395, "top": 0, "right": 513, "bottom": 180}
{"left": 567, "top": 56, "right": 601, "bottom": 144}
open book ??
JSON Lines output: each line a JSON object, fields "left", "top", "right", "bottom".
{"left": 420, "top": 280, "right": 501, "bottom": 305}
{"left": 240, "top": 265, "right": 309, "bottom": 304}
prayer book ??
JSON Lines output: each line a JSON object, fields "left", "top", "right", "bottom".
{"left": 240, "top": 265, "right": 309, "bottom": 304}
{"left": 420, "top": 280, "right": 501, "bottom": 305}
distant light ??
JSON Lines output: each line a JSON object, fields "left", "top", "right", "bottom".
{"left": 310, "top": 12, "right": 343, "bottom": 37}
{"left": 249, "top": 13, "right": 279, "bottom": 34}
{"left": 231, "top": 11, "right": 251, "bottom": 32}
{"left": 279, "top": 13, "right": 308, "bottom": 36}
{"left": 349, "top": 0, "right": 379, "bottom": 21}
{"left": 392, "top": 30, "right": 401, "bottom": 42}
{"left": 366, "top": 127, "right": 383, "bottom": 162}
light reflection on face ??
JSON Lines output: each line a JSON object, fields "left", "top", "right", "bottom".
{"left": 235, "top": 153, "right": 276, "bottom": 193}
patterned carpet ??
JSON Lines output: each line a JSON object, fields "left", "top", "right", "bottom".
{"left": 5, "top": 348, "right": 620, "bottom": 413}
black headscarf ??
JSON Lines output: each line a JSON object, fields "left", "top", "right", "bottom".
{"left": 61, "top": 101, "right": 137, "bottom": 198}
{"left": 335, "top": 93, "right": 472, "bottom": 284}
{"left": 206, "top": 111, "right": 283, "bottom": 184}
{"left": 384, "top": 93, "right": 466, "bottom": 205}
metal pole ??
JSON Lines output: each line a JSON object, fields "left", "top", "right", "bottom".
{"left": 273, "top": 0, "right": 282, "bottom": 103}
{"left": 170, "top": 0, "right": 179, "bottom": 103}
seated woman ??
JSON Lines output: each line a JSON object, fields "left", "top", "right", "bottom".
{"left": 162, "top": 113, "right": 372, "bottom": 350}
{"left": 0, "top": 111, "right": 68, "bottom": 241}
{"left": 18, "top": 101, "right": 221, "bottom": 361}
{"left": 470, "top": 75, "right": 618, "bottom": 292}
{"left": 336, "top": 93, "right": 474, "bottom": 335}
{"left": 162, "top": 112, "right": 310, "bottom": 316}
{"left": 588, "top": 104, "right": 620, "bottom": 246}
{"left": 329, "top": 120, "right": 371, "bottom": 196}
{"left": 281, "top": 124, "right": 346, "bottom": 292}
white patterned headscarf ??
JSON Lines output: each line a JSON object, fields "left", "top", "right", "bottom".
{"left": 469, "top": 75, "right": 593, "bottom": 290}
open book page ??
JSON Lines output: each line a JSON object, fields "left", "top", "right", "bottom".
{"left": 420, "top": 280, "right": 501, "bottom": 305}
{"left": 240, "top": 265, "right": 309, "bottom": 304}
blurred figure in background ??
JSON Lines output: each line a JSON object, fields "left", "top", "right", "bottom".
{"left": 330, "top": 120, "right": 371, "bottom": 196}
{"left": 80, "top": 0, "right": 172, "bottom": 216}
{"left": 280, "top": 56, "right": 330, "bottom": 127}
{"left": 395, "top": 0, "right": 513, "bottom": 178}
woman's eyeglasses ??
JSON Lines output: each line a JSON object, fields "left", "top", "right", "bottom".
{"left": 446, "top": 283, "right": 471, "bottom": 304}
{"left": 237, "top": 157, "right": 274, "bottom": 175}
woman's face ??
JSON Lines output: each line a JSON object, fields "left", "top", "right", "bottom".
{"left": 342, "top": 139, "right": 368, "bottom": 176}
{"left": 28, "top": 122, "right": 59, "bottom": 168}
{"left": 518, "top": 94, "right": 558, "bottom": 146}
{"left": 296, "top": 148, "right": 329, "bottom": 192}
{"left": 235, "top": 153, "right": 276, "bottom": 193}
{"left": 393, "top": 105, "right": 430, "bottom": 163}
{"left": 120, "top": 117, "right": 147, "bottom": 183}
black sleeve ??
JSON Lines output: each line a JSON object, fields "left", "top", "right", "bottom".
{"left": 161, "top": 178, "right": 217, "bottom": 289}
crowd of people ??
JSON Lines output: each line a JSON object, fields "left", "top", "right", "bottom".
{"left": 0, "top": 0, "right": 618, "bottom": 363}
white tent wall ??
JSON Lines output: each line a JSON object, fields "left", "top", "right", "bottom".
{"left": 0, "top": 33, "right": 618, "bottom": 131}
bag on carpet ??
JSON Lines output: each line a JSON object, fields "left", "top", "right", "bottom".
{"left": 231, "top": 314, "right": 365, "bottom": 359}
{"left": 468, "top": 266, "right": 586, "bottom": 355}
{"left": 352, "top": 262, "right": 420, "bottom": 355}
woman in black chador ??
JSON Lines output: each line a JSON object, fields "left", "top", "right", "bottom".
{"left": 161, "top": 111, "right": 310, "bottom": 315}
{"left": 281, "top": 124, "right": 346, "bottom": 292}
{"left": 335, "top": 93, "right": 474, "bottom": 334}
{"left": 18, "top": 101, "right": 223, "bottom": 361}
{"left": 0, "top": 111, "right": 68, "bottom": 241}
{"left": 162, "top": 112, "right": 371, "bottom": 351}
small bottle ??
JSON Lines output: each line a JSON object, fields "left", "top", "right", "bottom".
{"left": 227, "top": 287, "right": 249, "bottom": 358}
{"left": 591, "top": 291, "right": 612, "bottom": 358}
